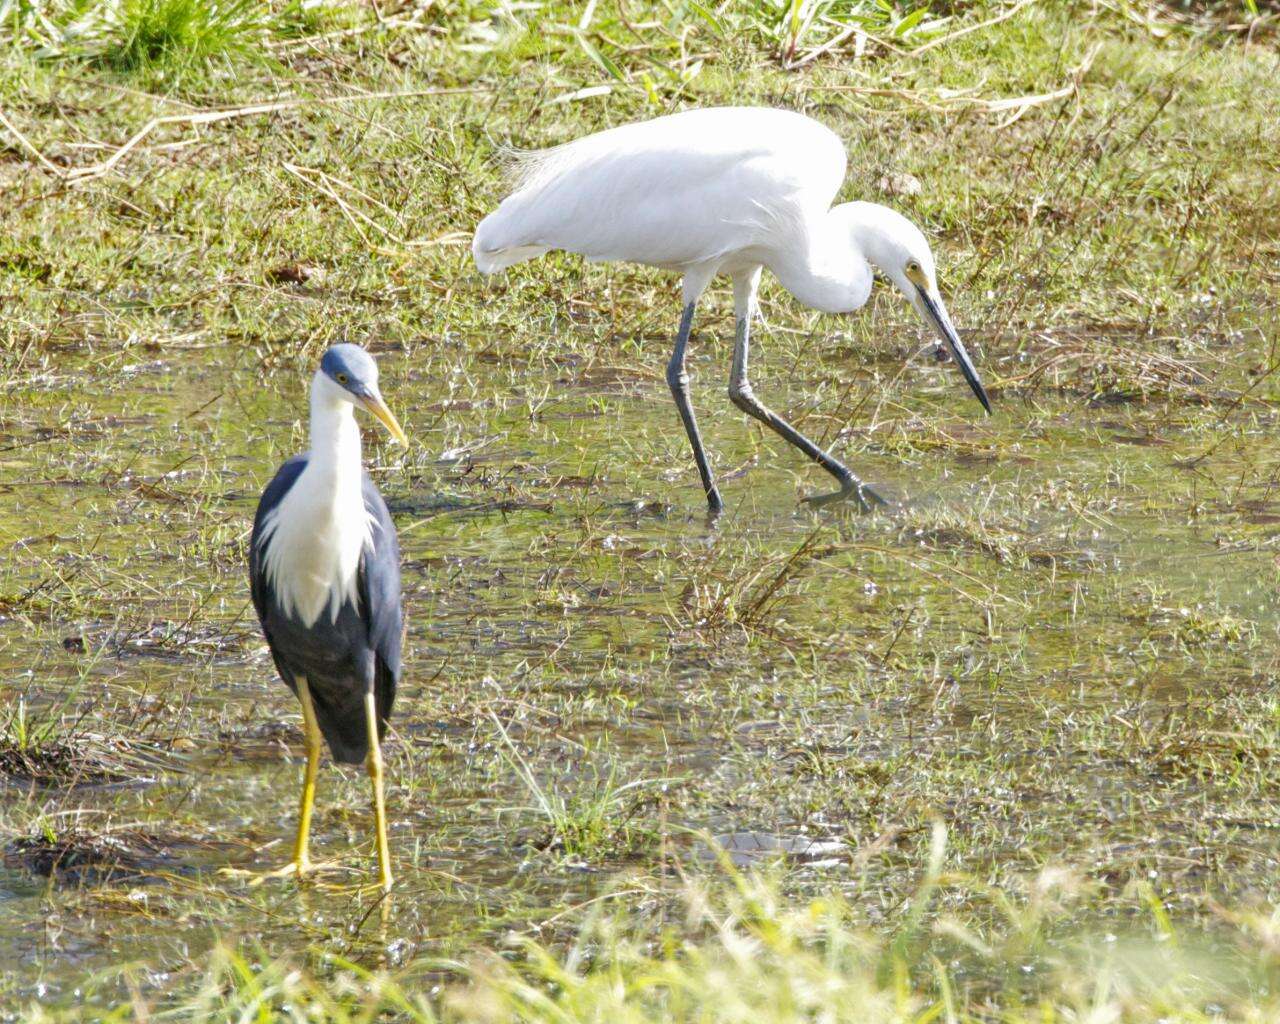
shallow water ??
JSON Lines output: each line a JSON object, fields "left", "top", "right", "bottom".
{"left": 3, "top": 312, "right": 1280, "bottom": 1006}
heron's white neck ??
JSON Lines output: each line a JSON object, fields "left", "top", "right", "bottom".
{"left": 767, "top": 206, "right": 874, "bottom": 315}
{"left": 259, "top": 372, "right": 372, "bottom": 627}
{"left": 309, "top": 371, "right": 364, "bottom": 486}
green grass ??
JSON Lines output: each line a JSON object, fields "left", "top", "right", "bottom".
{"left": 493, "top": 714, "right": 664, "bottom": 861}
{"left": 47, "top": 846, "right": 1280, "bottom": 1022}
{"left": 1, "top": 0, "right": 1279, "bottom": 1019}
{"left": 0, "top": 0, "right": 351, "bottom": 82}
{"left": 100, "top": 0, "right": 266, "bottom": 74}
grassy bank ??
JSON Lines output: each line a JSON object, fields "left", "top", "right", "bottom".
{"left": 2, "top": 0, "right": 1280, "bottom": 1019}
{"left": 81, "top": 849, "right": 1280, "bottom": 1023}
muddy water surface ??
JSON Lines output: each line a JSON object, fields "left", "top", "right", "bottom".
{"left": 3, "top": 318, "right": 1279, "bottom": 1007}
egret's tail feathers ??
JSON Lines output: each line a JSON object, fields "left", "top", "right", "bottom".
{"left": 493, "top": 143, "right": 540, "bottom": 188}
{"left": 474, "top": 134, "right": 601, "bottom": 273}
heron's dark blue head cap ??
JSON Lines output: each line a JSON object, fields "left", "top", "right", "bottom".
{"left": 320, "top": 343, "right": 380, "bottom": 400}
{"left": 318, "top": 343, "right": 408, "bottom": 446}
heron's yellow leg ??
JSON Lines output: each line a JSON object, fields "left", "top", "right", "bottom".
{"left": 364, "top": 690, "right": 393, "bottom": 893}
{"left": 291, "top": 676, "right": 323, "bottom": 875}
{"left": 220, "top": 678, "right": 336, "bottom": 886}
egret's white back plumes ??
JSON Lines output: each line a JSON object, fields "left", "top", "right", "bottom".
{"left": 473, "top": 107, "right": 846, "bottom": 279}
{"left": 472, "top": 105, "right": 991, "bottom": 513}
{"left": 258, "top": 371, "right": 374, "bottom": 628}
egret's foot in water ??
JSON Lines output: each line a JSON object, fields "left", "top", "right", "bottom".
{"left": 802, "top": 478, "right": 891, "bottom": 512}
{"left": 704, "top": 489, "right": 725, "bottom": 525}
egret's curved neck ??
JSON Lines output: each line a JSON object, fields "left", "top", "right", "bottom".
{"left": 768, "top": 207, "right": 873, "bottom": 315}
{"left": 309, "top": 372, "right": 362, "bottom": 489}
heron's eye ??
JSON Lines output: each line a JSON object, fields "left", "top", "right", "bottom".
{"left": 907, "top": 261, "right": 921, "bottom": 275}
{"left": 335, "top": 372, "right": 349, "bottom": 385}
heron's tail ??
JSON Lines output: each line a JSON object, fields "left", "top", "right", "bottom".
{"left": 308, "top": 685, "right": 389, "bottom": 765}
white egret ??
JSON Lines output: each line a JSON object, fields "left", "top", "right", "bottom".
{"left": 473, "top": 106, "right": 991, "bottom": 515}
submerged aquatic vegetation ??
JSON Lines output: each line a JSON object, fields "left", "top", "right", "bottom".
{"left": 4, "top": 821, "right": 181, "bottom": 884}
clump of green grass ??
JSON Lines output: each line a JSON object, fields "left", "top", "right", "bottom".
{"left": 0, "top": 699, "right": 128, "bottom": 784}
{"left": 493, "top": 715, "right": 661, "bottom": 861}
{"left": 0, "top": 650, "right": 166, "bottom": 785}
{"left": 0, "top": 0, "right": 274, "bottom": 75}
{"left": 1, "top": 695, "right": 61, "bottom": 759}
{"left": 674, "top": 530, "right": 836, "bottom": 638}
{"left": 98, "top": 0, "right": 267, "bottom": 74}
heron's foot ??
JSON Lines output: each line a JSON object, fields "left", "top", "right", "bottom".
{"left": 219, "top": 858, "right": 344, "bottom": 886}
{"left": 355, "top": 874, "right": 395, "bottom": 896}
{"left": 802, "top": 477, "right": 891, "bottom": 512}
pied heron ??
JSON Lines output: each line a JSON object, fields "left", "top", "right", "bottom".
{"left": 247, "top": 343, "right": 406, "bottom": 892}
{"left": 473, "top": 105, "right": 992, "bottom": 515}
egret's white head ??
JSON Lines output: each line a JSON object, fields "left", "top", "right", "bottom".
{"left": 314, "top": 343, "right": 409, "bottom": 445}
{"left": 840, "top": 202, "right": 991, "bottom": 414}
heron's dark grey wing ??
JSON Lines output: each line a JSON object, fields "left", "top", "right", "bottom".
{"left": 360, "top": 471, "right": 402, "bottom": 739}
{"left": 248, "top": 454, "right": 310, "bottom": 693}
{"left": 245, "top": 458, "right": 400, "bottom": 765}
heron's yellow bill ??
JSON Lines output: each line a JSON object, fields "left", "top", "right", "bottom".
{"left": 364, "top": 394, "right": 409, "bottom": 447}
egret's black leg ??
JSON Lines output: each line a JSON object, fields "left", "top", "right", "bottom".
{"left": 727, "top": 315, "right": 888, "bottom": 511}
{"left": 666, "top": 301, "right": 723, "bottom": 515}
{"left": 364, "top": 691, "right": 393, "bottom": 893}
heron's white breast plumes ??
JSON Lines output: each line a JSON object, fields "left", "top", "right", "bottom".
{"left": 258, "top": 472, "right": 374, "bottom": 628}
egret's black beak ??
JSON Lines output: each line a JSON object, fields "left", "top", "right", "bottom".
{"left": 361, "top": 389, "right": 409, "bottom": 446}
{"left": 915, "top": 286, "right": 991, "bottom": 414}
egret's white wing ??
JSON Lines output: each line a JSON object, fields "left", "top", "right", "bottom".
{"left": 473, "top": 107, "right": 847, "bottom": 273}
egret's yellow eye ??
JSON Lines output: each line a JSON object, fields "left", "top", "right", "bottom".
{"left": 336, "top": 372, "right": 349, "bottom": 385}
